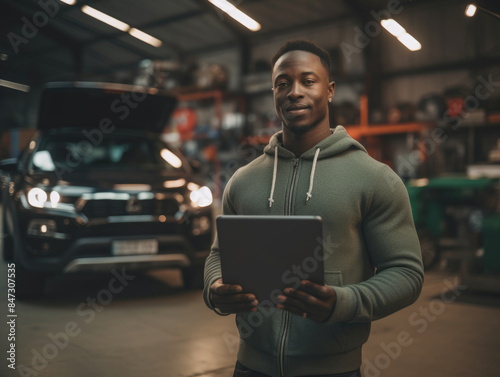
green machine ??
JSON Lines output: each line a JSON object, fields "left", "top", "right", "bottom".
{"left": 406, "top": 175, "right": 500, "bottom": 272}
{"left": 483, "top": 213, "right": 500, "bottom": 274}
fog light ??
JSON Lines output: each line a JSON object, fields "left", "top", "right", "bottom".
{"left": 189, "top": 186, "right": 213, "bottom": 208}
{"left": 27, "top": 219, "right": 57, "bottom": 237}
{"left": 26, "top": 188, "right": 61, "bottom": 208}
{"left": 27, "top": 188, "right": 47, "bottom": 208}
{"left": 192, "top": 216, "right": 210, "bottom": 235}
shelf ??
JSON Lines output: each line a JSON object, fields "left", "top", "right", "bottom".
{"left": 345, "top": 122, "right": 432, "bottom": 139}
{"left": 343, "top": 95, "right": 432, "bottom": 139}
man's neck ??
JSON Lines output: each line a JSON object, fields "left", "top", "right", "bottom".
{"left": 282, "top": 125, "right": 331, "bottom": 156}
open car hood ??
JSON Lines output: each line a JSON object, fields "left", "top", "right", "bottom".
{"left": 38, "top": 82, "right": 178, "bottom": 133}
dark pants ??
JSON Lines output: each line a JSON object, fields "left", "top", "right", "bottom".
{"left": 233, "top": 361, "right": 362, "bottom": 377}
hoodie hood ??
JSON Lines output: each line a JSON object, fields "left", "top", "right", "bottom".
{"left": 263, "top": 126, "right": 367, "bottom": 207}
{"left": 263, "top": 125, "right": 367, "bottom": 159}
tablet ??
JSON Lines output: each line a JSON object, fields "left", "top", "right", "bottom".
{"left": 217, "top": 215, "right": 324, "bottom": 305}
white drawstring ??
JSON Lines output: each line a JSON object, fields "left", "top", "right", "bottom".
{"left": 268, "top": 146, "right": 278, "bottom": 208}
{"left": 268, "top": 146, "right": 320, "bottom": 207}
{"left": 306, "top": 147, "right": 320, "bottom": 202}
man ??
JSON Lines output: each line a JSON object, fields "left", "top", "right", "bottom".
{"left": 203, "top": 39, "right": 423, "bottom": 377}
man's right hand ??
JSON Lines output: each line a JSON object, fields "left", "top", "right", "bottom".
{"left": 209, "top": 278, "right": 258, "bottom": 313}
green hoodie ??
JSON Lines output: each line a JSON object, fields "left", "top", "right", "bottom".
{"left": 204, "top": 126, "right": 424, "bottom": 376}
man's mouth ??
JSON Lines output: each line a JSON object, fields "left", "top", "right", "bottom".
{"left": 285, "top": 104, "right": 310, "bottom": 116}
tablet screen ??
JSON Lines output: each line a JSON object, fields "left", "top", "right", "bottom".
{"left": 217, "top": 215, "right": 324, "bottom": 305}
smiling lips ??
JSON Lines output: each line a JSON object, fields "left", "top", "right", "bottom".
{"left": 285, "top": 104, "right": 310, "bottom": 117}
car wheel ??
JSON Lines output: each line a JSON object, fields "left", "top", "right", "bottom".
{"left": 16, "top": 263, "right": 47, "bottom": 299}
{"left": 417, "top": 227, "right": 439, "bottom": 270}
{"left": 5, "top": 199, "right": 46, "bottom": 299}
{"left": 1, "top": 204, "right": 14, "bottom": 261}
{"left": 181, "top": 264, "right": 204, "bottom": 289}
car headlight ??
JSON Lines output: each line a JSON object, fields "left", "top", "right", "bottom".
{"left": 27, "top": 187, "right": 61, "bottom": 208}
{"left": 189, "top": 185, "right": 213, "bottom": 208}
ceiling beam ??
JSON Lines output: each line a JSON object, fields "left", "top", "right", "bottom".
{"left": 41, "top": 9, "right": 206, "bottom": 55}
{"left": 0, "top": 1, "right": 82, "bottom": 53}
{"left": 0, "top": 1, "right": 84, "bottom": 81}
{"left": 340, "top": 0, "right": 369, "bottom": 23}
{"left": 12, "top": 0, "right": 184, "bottom": 59}
{"left": 381, "top": 56, "right": 500, "bottom": 79}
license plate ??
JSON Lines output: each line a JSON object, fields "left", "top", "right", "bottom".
{"left": 112, "top": 239, "right": 158, "bottom": 256}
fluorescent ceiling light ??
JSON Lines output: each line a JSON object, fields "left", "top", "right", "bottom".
{"left": 397, "top": 33, "right": 422, "bottom": 51}
{"left": 0, "top": 79, "right": 30, "bottom": 92}
{"left": 0, "top": 53, "right": 8, "bottom": 61}
{"left": 81, "top": 5, "right": 130, "bottom": 32}
{"left": 80, "top": 6, "right": 163, "bottom": 47}
{"left": 128, "top": 28, "right": 163, "bottom": 47}
{"left": 465, "top": 4, "right": 477, "bottom": 17}
{"left": 161, "top": 149, "right": 182, "bottom": 168}
{"left": 380, "top": 18, "right": 421, "bottom": 52}
{"left": 381, "top": 19, "right": 406, "bottom": 37}
{"left": 208, "top": 0, "right": 261, "bottom": 31}
{"left": 59, "top": 0, "right": 77, "bottom": 5}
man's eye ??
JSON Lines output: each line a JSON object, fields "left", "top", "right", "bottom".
{"left": 276, "top": 82, "right": 288, "bottom": 88}
{"left": 304, "top": 79, "right": 315, "bottom": 85}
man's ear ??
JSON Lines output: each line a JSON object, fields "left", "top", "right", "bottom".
{"left": 328, "top": 81, "right": 335, "bottom": 102}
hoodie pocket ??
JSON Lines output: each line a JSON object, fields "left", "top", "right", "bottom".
{"left": 324, "top": 271, "right": 347, "bottom": 350}
{"left": 288, "top": 270, "right": 348, "bottom": 356}
{"left": 324, "top": 270, "right": 371, "bottom": 352}
{"left": 324, "top": 271, "right": 343, "bottom": 287}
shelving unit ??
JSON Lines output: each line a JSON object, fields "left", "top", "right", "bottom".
{"left": 172, "top": 89, "right": 247, "bottom": 199}
{"left": 343, "top": 95, "right": 433, "bottom": 161}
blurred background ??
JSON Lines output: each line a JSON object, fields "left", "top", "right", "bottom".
{"left": 0, "top": 0, "right": 500, "bottom": 376}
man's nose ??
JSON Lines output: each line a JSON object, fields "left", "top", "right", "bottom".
{"left": 287, "top": 82, "right": 304, "bottom": 100}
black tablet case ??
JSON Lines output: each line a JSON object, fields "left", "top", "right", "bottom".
{"left": 217, "top": 215, "right": 324, "bottom": 304}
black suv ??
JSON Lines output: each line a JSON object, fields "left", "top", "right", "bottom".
{"left": 1, "top": 82, "right": 214, "bottom": 297}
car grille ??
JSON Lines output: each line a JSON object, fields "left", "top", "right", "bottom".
{"left": 81, "top": 198, "right": 179, "bottom": 218}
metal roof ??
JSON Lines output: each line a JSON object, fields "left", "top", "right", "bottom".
{"left": 0, "top": 0, "right": 426, "bottom": 86}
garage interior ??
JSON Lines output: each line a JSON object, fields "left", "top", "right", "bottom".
{"left": 1, "top": 0, "right": 500, "bottom": 376}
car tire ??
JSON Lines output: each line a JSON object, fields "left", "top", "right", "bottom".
{"left": 181, "top": 264, "right": 204, "bottom": 289}
{"left": 4, "top": 198, "right": 47, "bottom": 299}
{"left": 16, "top": 263, "right": 47, "bottom": 299}
{"left": 1, "top": 204, "right": 14, "bottom": 261}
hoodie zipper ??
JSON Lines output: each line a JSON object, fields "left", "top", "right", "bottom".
{"left": 285, "top": 158, "right": 300, "bottom": 214}
{"left": 279, "top": 157, "right": 300, "bottom": 377}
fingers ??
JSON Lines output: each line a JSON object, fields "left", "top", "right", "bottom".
{"left": 296, "top": 280, "right": 333, "bottom": 299}
{"left": 277, "top": 280, "right": 336, "bottom": 322}
{"left": 214, "top": 295, "right": 258, "bottom": 313}
{"left": 212, "top": 279, "right": 243, "bottom": 295}
{"left": 210, "top": 278, "right": 259, "bottom": 314}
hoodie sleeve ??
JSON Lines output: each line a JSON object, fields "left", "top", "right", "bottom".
{"left": 203, "top": 176, "right": 237, "bottom": 314}
{"left": 328, "top": 165, "right": 424, "bottom": 323}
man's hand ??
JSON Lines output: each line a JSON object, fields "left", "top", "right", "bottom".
{"left": 277, "top": 280, "right": 336, "bottom": 322}
{"left": 210, "top": 278, "right": 259, "bottom": 314}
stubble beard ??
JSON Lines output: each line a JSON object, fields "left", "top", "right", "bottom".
{"left": 282, "top": 115, "right": 325, "bottom": 136}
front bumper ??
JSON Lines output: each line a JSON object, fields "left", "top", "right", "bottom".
{"left": 14, "top": 202, "right": 213, "bottom": 274}
{"left": 63, "top": 254, "right": 191, "bottom": 273}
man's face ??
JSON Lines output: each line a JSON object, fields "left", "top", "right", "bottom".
{"left": 272, "top": 50, "right": 334, "bottom": 134}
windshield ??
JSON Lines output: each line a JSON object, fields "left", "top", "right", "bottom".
{"left": 31, "top": 132, "right": 186, "bottom": 173}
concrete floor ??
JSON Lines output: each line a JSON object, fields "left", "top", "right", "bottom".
{"left": 0, "top": 260, "right": 499, "bottom": 377}
{"left": 1, "top": 201, "right": 499, "bottom": 377}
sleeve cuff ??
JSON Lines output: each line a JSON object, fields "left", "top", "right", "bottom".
{"left": 203, "top": 276, "right": 230, "bottom": 316}
{"left": 326, "top": 286, "right": 357, "bottom": 323}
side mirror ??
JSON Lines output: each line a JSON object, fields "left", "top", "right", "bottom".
{"left": 0, "top": 158, "right": 19, "bottom": 173}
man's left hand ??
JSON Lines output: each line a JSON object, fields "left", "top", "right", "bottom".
{"left": 277, "top": 280, "right": 336, "bottom": 323}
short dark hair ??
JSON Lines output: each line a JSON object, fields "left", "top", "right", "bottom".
{"left": 271, "top": 39, "right": 332, "bottom": 75}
